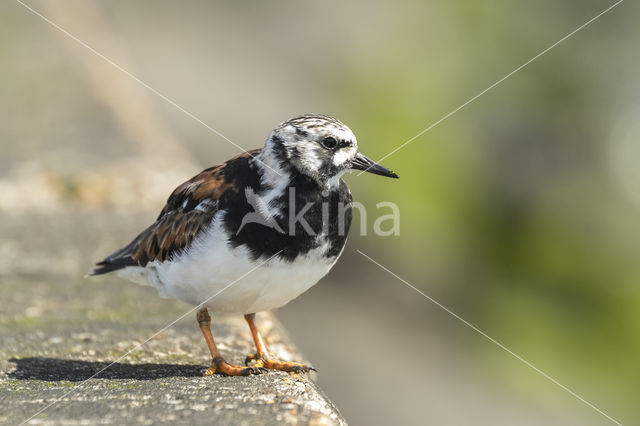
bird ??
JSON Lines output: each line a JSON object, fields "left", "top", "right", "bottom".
{"left": 92, "top": 114, "right": 399, "bottom": 376}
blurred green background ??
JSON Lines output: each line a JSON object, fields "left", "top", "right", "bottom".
{"left": 1, "top": 0, "right": 638, "bottom": 424}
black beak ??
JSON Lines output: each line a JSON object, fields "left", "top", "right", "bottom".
{"left": 349, "top": 152, "right": 399, "bottom": 178}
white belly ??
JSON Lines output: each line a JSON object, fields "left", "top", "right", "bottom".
{"left": 116, "top": 213, "right": 340, "bottom": 313}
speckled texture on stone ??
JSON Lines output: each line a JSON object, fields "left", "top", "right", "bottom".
{"left": 0, "top": 274, "right": 346, "bottom": 425}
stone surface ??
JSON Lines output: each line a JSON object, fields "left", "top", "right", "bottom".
{"left": 0, "top": 274, "right": 345, "bottom": 425}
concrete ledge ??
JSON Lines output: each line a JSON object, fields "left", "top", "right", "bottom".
{"left": 0, "top": 275, "right": 346, "bottom": 425}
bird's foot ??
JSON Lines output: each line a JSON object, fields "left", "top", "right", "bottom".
{"left": 204, "top": 356, "right": 267, "bottom": 376}
{"left": 245, "top": 353, "right": 315, "bottom": 373}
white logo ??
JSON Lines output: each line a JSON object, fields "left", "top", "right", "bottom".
{"left": 236, "top": 187, "right": 285, "bottom": 234}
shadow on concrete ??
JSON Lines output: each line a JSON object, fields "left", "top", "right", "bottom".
{"left": 8, "top": 357, "right": 204, "bottom": 381}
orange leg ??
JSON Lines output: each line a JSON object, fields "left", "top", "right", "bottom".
{"left": 197, "top": 308, "right": 264, "bottom": 376}
{"left": 244, "top": 313, "right": 315, "bottom": 373}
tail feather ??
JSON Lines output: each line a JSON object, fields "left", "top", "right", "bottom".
{"left": 91, "top": 241, "right": 139, "bottom": 276}
{"left": 91, "top": 261, "right": 127, "bottom": 275}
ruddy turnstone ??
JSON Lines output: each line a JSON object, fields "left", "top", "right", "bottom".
{"left": 92, "top": 114, "right": 399, "bottom": 376}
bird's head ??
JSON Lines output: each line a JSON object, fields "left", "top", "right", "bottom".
{"left": 264, "top": 114, "right": 398, "bottom": 186}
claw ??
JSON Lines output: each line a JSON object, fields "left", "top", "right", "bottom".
{"left": 245, "top": 353, "right": 258, "bottom": 366}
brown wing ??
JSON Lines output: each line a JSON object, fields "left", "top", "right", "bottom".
{"left": 92, "top": 150, "right": 258, "bottom": 275}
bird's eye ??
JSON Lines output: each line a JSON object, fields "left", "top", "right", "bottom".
{"left": 321, "top": 137, "right": 337, "bottom": 149}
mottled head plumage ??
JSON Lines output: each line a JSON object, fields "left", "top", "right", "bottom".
{"left": 265, "top": 114, "right": 359, "bottom": 185}
{"left": 263, "top": 114, "right": 398, "bottom": 184}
